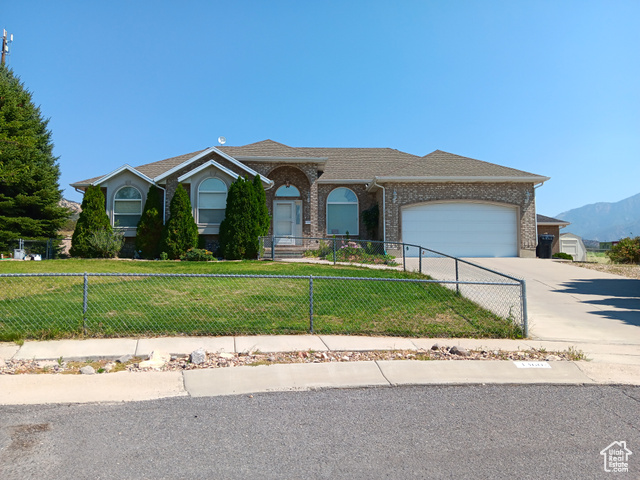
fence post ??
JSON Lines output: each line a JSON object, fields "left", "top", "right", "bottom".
{"left": 455, "top": 258, "right": 460, "bottom": 295}
{"left": 82, "top": 272, "right": 88, "bottom": 335}
{"left": 419, "top": 250, "right": 422, "bottom": 275}
{"left": 333, "top": 238, "right": 336, "bottom": 265}
{"left": 309, "top": 275, "right": 314, "bottom": 333}
{"left": 521, "top": 279, "right": 528, "bottom": 337}
{"left": 403, "top": 246, "right": 406, "bottom": 272}
{"left": 271, "top": 236, "right": 275, "bottom": 261}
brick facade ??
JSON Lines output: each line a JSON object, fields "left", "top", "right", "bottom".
{"left": 381, "top": 182, "right": 537, "bottom": 256}
{"left": 133, "top": 151, "right": 539, "bottom": 257}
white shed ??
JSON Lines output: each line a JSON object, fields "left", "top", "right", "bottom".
{"left": 560, "top": 232, "right": 587, "bottom": 261}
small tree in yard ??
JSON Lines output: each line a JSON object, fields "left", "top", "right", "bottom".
{"left": 160, "top": 184, "right": 198, "bottom": 259}
{"left": 70, "top": 185, "right": 112, "bottom": 257}
{"left": 136, "top": 185, "right": 164, "bottom": 259}
{"left": 219, "top": 175, "right": 270, "bottom": 260}
{"left": 607, "top": 236, "right": 640, "bottom": 264}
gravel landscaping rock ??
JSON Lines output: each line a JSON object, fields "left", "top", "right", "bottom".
{"left": 79, "top": 366, "right": 95, "bottom": 375}
{"left": 0, "top": 345, "right": 585, "bottom": 375}
{"left": 116, "top": 354, "right": 133, "bottom": 364}
{"left": 189, "top": 349, "right": 206, "bottom": 365}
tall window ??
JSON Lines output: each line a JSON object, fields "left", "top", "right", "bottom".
{"left": 114, "top": 186, "right": 142, "bottom": 227}
{"left": 326, "top": 187, "right": 358, "bottom": 235}
{"left": 198, "top": 178, "right": 227, "bottom": 224}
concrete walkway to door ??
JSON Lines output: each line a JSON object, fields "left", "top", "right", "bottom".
{"left": 464, "top": 258, "right": 640, "bottom": 347}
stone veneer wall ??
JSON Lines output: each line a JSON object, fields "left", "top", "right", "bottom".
{"left": 381, "top": 182, "right": 537, "bottom": 256}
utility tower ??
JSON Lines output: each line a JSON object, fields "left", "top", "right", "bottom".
{"left": 2, "top": 29, "right": 13, "bottom": 66}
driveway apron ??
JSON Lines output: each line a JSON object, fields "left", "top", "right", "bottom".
{"left": 463, "top": 258, "right": 640, "bottom": 345}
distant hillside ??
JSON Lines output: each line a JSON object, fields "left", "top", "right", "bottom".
{"left": 59, "top": 198, "right": 82, "bottom": 220}
{"left": 556, "top": 193, "right": 640, "bottom": 241}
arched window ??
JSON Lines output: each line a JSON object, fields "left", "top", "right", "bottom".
{"left": 114, "top": 186, "right": 142, "bottom": 227}
{"left": 275, "top": 184, "right": 301, "bottom": 197}
{"left": 198, "top": 178, "right": 227, "bottom": 224}
{"left": 326, "top": 187, "right": 358, "bottom": 235}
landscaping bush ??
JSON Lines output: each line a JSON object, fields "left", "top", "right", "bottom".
{"left": 87, "top": 227, "right": 125, "bottom": 258}
{"left": 607, "top": 237, "right": 640, "bottom": 264}
{"left": 136, "top": 185, "right": 164, "bottom": 259}
{"left": 219, "top": 175, "right": 270, "bottom": 260}
{"left": 552, "top": 252, "right": 573, "bottom": 260}
{"left": 180, "top": 248, "right": 216, "bottom": 262}
{"left": 361, "top": 203, "right": 379, "bottom": 239}
{"left": 160, "top": 184, "right": 198, "bottom": 259}
{"left": 305, "top": 239, "right": 397, "bottom": 265}
{"left": 70, "top": 186, "right": 112, "bottom": 258}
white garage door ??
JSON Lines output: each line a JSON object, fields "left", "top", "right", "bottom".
{"left": 402, "top": 202, "right": 518, "bottom": 257}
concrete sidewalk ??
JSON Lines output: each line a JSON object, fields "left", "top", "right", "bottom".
{"left": 1, "top": 335, "right": 638, "bottom": 405}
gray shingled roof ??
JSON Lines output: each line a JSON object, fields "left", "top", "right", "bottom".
{"left": 71, "top": 140, "right": 547, "bottom": 186}
{"left": 219, "top": 140, "right": 320, "bottom": 159}
{"left": 537, "top": 214, "right": 570, "bottom": 225}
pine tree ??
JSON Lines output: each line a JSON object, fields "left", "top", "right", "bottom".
{"left": 219, "top": 176, "right": 270, "bottom": 260}
{"left": 160, "top": 184, "right": 198, "bottom": 259}
{"left": 70, "top": 185, "right": 111, "bottom": 257}
{"left": 0, "top": 66, "right": 69, "bottom": 252}
{"left": 135, "top": 185, "right": 164, "bottom": 259}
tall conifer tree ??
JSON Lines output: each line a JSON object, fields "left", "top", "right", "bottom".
{"left": 160, "top": 184, "right": 198, "bottom": 259}
{"left": 0, "top": 66, "right": 68, "bottom": 251}
{"left": 136, "top": 185, "right": 164, "bottom": 259}
{"left": 70, "top": 185, "right": 111, "bottom": 257}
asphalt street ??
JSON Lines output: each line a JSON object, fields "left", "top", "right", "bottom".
{"left": 1, "top": 385, "right": 638, "bottom": 479}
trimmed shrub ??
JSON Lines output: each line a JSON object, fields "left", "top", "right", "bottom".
{"left": 552, "top": 252, "right": 573, "bottom": 260}
{"left": 88, "top": 227, "right": 125, "bottom": 258}
{"left": 361, "top": 203, "right": 379, "bottom": 239}
{"left": 136, "top": 185, "right": 164, "bottom": 259}
{"left": 219, "top": 175, "right": 271, "bottom": 260}
{"left": 160, "top": 184, "right": 198, "bottom": 259}
{"left": 70, "top": 186, "right": 112, "bottom": 258}
{"left": 607, "top": 237, "right": 640, "bottom": 264}
{"left": 180, "top": 248, "right": 216, "bottom": 262}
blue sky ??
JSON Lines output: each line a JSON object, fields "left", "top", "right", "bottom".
{"left": 3, "top": 1, "right": 639, "bottom": 216}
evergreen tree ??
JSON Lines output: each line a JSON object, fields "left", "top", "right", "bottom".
{"left": 219, "top": 175, "right": 270, "bottom": 260}
{"left": 135, "top": 185, "right": 164, "bottom": 259}
{"left": 70, "top": 185, "right": 111, "bottom": 257}
{"left": 0, "top": 66, "right": 68, "bottom": 252}
{"left": 160, "top": 184, "right": 198, "bottom": 259}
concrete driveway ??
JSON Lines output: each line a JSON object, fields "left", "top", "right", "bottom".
{"left": 465, "top": 258, "right": 640, "bottom": 346}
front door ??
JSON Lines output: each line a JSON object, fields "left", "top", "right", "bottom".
{"left": 273, "top": 200, "right": 302, "bottom": 245}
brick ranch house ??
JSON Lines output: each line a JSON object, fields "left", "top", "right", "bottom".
{"left": 70, "top": 139, "right": 550, "bottom": 258}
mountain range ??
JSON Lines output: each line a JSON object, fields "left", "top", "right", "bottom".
{"left": 556, "top": 193, "right": 640, "bottom": 242}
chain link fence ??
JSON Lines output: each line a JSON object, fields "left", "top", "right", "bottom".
{"left": 7, "top": 239, "right": 55, "bottom": 260}
{"left": 0, "top": 272, "right": 525, "bottom": 341}
{"left": 260, "top": 236, "right": 527, "bottom": 334}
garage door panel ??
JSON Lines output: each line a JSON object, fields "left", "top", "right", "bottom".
{"left": 402, "top": 202, "right": 518, "bottom": 257}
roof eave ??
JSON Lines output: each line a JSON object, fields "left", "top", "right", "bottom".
{"left": 86, "top": 164, "right": 155, "bottom": 187}
{"left": 177, "top": 159, "right": 274, "bottom": 187}
{"left": 316, "top": 178, "right": 371, "bottom": 184}
{"left": 373, "top": 176, "right": 551, "bottom": 184}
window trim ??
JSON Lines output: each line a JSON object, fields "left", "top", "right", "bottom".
{"left": 326, "top": 187, "right": 359, "bottom": 236}
{"left": 197, "top": 177, "right": 228, "bottom": 225}
{"left": 113, "top": 185, "right": 142, "bottom": 228}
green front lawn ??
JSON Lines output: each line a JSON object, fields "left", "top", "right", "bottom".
{"left": 0, "top": 259, "right": 522, "bottom": 340}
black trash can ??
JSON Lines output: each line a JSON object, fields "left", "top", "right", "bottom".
{"left": 537, "top": 234, "right": 554, "bottom": 259}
